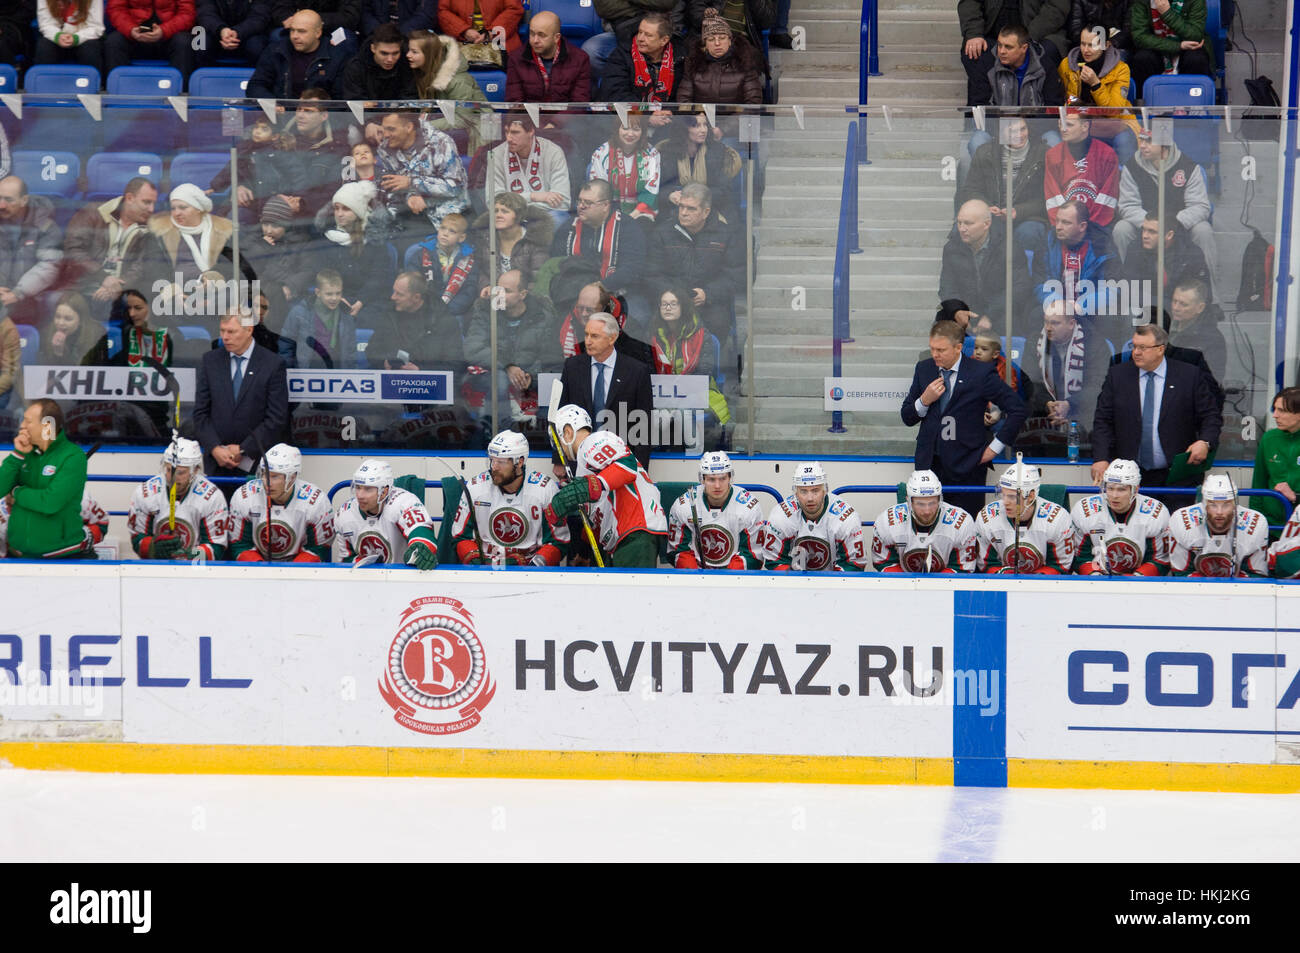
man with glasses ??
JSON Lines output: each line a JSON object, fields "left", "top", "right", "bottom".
{"left": 550, "top": 179, "right": 646, "bottom": 311}
{"left": 1091, "top": 322, "right": 1221, "bottom": 493}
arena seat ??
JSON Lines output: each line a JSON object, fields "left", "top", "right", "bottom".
{"left": 16, "top": 325, "right": 39, "bottom": 365}
{"left": 548, "top": 0, "right": 602, "bottom": 41}
{"left": 471, "top": 69, "right": 507, "bottom": 102}
{"left": 167, "top": 152, "right": 231, "bottom": 192}
{"left": 106, "top": 65, "right": 183, "bottom": 97}
{"left": 188, "top": 67, "right": 255, "bottom": 100}
{"left": 85, "top": 151, "right": 165, "bottom": 201}
{"left": 23, "top": 64, "right": 100, "bottom": 93}
{"left": 0, "top": 64, "right": 16, "bottom": 94}
{"left": 11, "top": 150, "right": 81, "bottom": 198}
{"left": 1141, "top": 75, "right": 1221, "bottom": 190}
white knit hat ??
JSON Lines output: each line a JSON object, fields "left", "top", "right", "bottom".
{"left": 169, "top": 183, "right": 213, "bottom": 214}
{"left": 332, "top": 180, "right": 376, "bottom": 224}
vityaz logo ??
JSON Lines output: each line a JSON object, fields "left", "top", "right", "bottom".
{"left": 379, "top": 596, "right": 496, "bottom": 735}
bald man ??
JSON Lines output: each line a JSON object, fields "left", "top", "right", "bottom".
{"left": 0, "top": 175, "right": 65, "bottom": 318}
{"left": 247, "top": 9, "right": 351, "bottom": 99}
{"left": 937, "top": 198, "right": 1030, "bottom": 334}
{"left": 506, "top": 10, "right": 592, "bottom": 103}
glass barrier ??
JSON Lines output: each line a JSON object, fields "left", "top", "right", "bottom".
{"left": 0, "top": 96, "right": 1290, "bottom": 479}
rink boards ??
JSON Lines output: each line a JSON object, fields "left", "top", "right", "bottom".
{"left": 2, "top": 563, "right": 1299, "bottom": 792}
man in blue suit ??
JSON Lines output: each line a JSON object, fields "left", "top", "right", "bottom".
{"left": 901, "top": 320, "right": 1028, "bottom": 518}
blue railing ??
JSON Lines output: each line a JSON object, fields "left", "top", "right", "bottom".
{"left": 829, "top": 121, "right": 861, "bottom": 435}
{"left": 858, "top": 0, "right": 881, "bottom": 162}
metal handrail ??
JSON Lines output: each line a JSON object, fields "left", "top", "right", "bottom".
{"left": 829, "top": 121, "right": 859, "bottom": 435}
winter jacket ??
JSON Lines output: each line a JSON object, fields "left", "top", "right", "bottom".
{"left": 0, "top": 317, "right": 21, "bottom": 397}
{"left": 36, "top": 312, "right": 104, "bottom": 366}
{"left": 1031, "top": 223, "right": 1120, "bottom": 312}
{"left": 241, "top": 227, "right": 317, "bottom": 301}
{"left": 376, "top": 121, "right": 470, "bottom": 228}
{"left": 1116, "top": 142, "right": 1211, "bottom": 232}
{"left": 0, "top": 195, "right": 65, "bottom": 302}
{"left": 654, "top": 134, "right": 741, "bottom": 214}
{"left": 270, "top": 0, "right": 360, "bottom": 34}
{"left": 62, "top": 196, "right": 154, "bottom": 292}
{"left": 280, "top": 296, "right": 359, "bottom": 369}
{"left": 416, "top": 39, "right": 489, "bottom": 154}
{"left": 338, "top": 47, "right": 418, "bottom": 100}
{"left": 437, "top": 0, "right": 524, "bottom": 53}
{"left": 506, "top": 35, "right": 592, "bottom": 103}
{"left": 1058, "top": 43, "right": 1139, "bottom": 135}
{"left": 196, "top": 0, "right": 272, "bottom": 38}
{"left": 365, "top": 301, "right": 465, "bottom": 370}
{"left": 958, "top": 0, "right": 1070, "bottom": 56}
{"left": 595, "top": 0, "right": 681, "bottom": 46}
{"left": 938, "top": 224, "right": 1030, "bottom": 320}
{"left": 470, "top": 205, "right": 555, "bottom": 289}
{"left": 986, "top": 40, "right": 1064, "bottom": 107}
{"left": 1044, "top": 135, "right": 1120, "bottom": 227}
{"left": 403, "top": 237, "right": 480, "bottom": 316}
{"left": 0, "top": 430, "right": 89, "bottom": 559}
{"left": 1131, "top": 0, "right": 1213, "bottom": 71}
{"left": 463, "top": 294, "right": 563, "bottom": 375}
{"left": 1068, "top": 0, "right": 1132, "bottom": 50}
{"left": 677, "top": 37, "right": 763, "bottom": 105}
{"left": 361, "top": 0, "right": 437, "bottom": 35}
{"left": 280, "top": 115, "right": 352, "bottom": 217}
{"left": 549, "top": 210, "right": 648, "bottom": 293}
{"left": 601, "top": 41, "right": 687, "bottom": 104}
{"left": 246, "top": 33, "right": 351, "bottom": 99}
{"left": 107, "top": 0, "right": 195, "bottom": 38}
{"left": 647, "top": 210, "right": 744, "bottom": 310}
{"left": 1120, "top": 227, "right": 1212, "bottom": 305}
{"left": 957, "top": 135, "right": 1049, "bottom": 224}
{"left": 209, "top": 137, "right": 290, "bottom": 203}
{"left": 686, "top": 0, "right": 774, "bottom": 72}
{"left": 38, "top": 0, "right": 106, "bottom": 44}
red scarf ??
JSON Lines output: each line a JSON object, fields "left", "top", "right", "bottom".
{"left": 653, "top": 315, "right": 705, "bottom": 374}
{"left": 506, "top": 139, "right": 544, "bottom": 194}
{"left": 58, "top": 1, "right": 87, "bottom": 26}
{"left": 529, "top": 42, "right": 556, "bottom": 93}
{"left": 1061, "top": 240, "right": 1089, "bottom": 299}
{"left": 631, "top": 41, "right": 675, "bottom": 104}
{"left": 569, "top": 212, "right": 621, "bottom": 278}
{"left": 417, "top": 244, "right": 475, "bottom": 303}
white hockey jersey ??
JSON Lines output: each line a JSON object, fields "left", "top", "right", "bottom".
{"left": 334, "top": 486, "right": 436, "bottom": 563}
{"left": 976, "top": 498, "right": 1076, "bottom": 573}
{"left": 870, "top": 501, "right": 978, "bottom": 572}
{"left": 0, "top": 489, "right": 110, "bottom": 558}
{"left": 128, "top": 475, "right": 229, "bottom": 559}
{"left": 763, "top": 493, "right": 867, "bottom": 572}
{"left": 450, "top": 468, "right": 570, "bottom": 565}
{"left": 228, "top": 478, "right": 335, "bottom": 560}
{"left": 1070, "top": 494, "right": 1171, "bottom": 574}
{"left": 667, "top": 485, "right": 766, "bottom": 569}
{"left": 1168, "top": 503, "right": 1268, "bottom": 577}
{"left": 574, "top": 430, "right": 666, "bottom": 551}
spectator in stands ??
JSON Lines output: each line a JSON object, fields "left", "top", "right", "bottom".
{"left": 981, "top": 23, "right": 1065, "bottom": 108}
{"left": 362, "top": 0, "right": 436, "bottom": 35}
{"left": 0, "top": 316, "right": 20, "bottom": 408}
{"left": 1031, "top": 199, "right": 1120, "bottom": 331}
{"left": 549, "top": 178, "right": 648, "bottom": 321}
{"left": 0, "top": 176, "right": 64, "bottom": 326}
{"left": 1120, "top": 214, "right": 1211, "bottom": 309}
{"left": 348, "top": 141, "right": 377, "bottom": 181}
{"left": 1044, "top": 109, "right": 1119, "bottom": 228}
{"left": 601, "top": 14, "right": 685, "bottom": 106}
{"left": 507, "top": 10, "right": 592, "bottom": 103}
{"left": 1058, "top": 24, "right": 1137, "bottom": 166}
{"left": 318, "top": 180, "right": 392, "bottom": 320}
{"left": 280, "top": 267, "right": 357, "bottom": 368}
{"left": 678, "top": 8, "right": 764, "bottom": 106}
{"left": 1017, "top": 297, "right": 1107, "bottom": 433}
{"left": 83, "top": 288, "right": 171, "bottom": 367}
{"left": 208, "top": 114, "right": 291, "bottom": 224}
{"left": 970, "top": 331, "right": 1028, "bottom": 400}
{"left": 485, "top": 115, "right": 571, "bottom": 220}
{"left": 956, "top": 116, "right": 1050, "bottom": 252}
{"left": 37, "top": 292, "right": 102, "bottom": 366}
{"left": 471, "top": 192, "right": 554, "bottom": 290}
{"left": 35, "top": 0, "right": 106, "bottom": 72}
{"left": 243, "top": 195, "right": 316, "bottom": 305}
{"left": 1129, "top": 0, "right": 1213, "bottom": 100}
{"left": 587, "top": 116, "right": 661, "bottom": 223}
{"left": 437, "top": 0, "right": 524, "bottom": 54}
{"left": 650, "top": 283, "right": 729, "bottom": 426}
{"left": 1166, "top": 277, "right": 1225, "bottom": 383}
{"left": 647, "top": 182, "right": 742, "bottom": 345}
{"left": 0, "top": 399, "right": 90, "bottom": 559}
{"left": 194, "top": 308, "right": 291, "bottom": 486}
{"left": 366, "top": 270, "right": 465, "bottom": 371}
{"left": 1069, "top": 0, "right": 1132, "bottom": 53}
{"left": 1113, "top": 128, "right": 1215, "bottom": 266}
{"left": 270, "top": 0, "right": 360, "bottom": 38}
{"left": 196, "top": 0, "right": 272, "bottom": 69}
{"left": 587, "top": 0, "right": 682, "bottom": 86}
{"left": 1251, "top": 387, "right": 1300, "bottom": 533}
{"left": 247, "top": 9, "right": 350, "bottom": 99}
{"left": 279, "top": 88, "right": 351, "bottom": 225}
{"left": 655, "top": 110, "right": 740, "bottom": 217}
{"left": 0, "top": 3, "right": 35, "bottom": 67}
{"left": 403, "top": 212, "right": 479, "bottom": 318}
{"left": 125, "top": 184, "right": 243, "bottom": 303}
{"left": 339, "top": 22, "right": 417, "bottom": 100}
{"left": 374, "top": 108, "right": 470, "bottom": 241}
{"left": 557, "top": 281, "right": 639, "bottom": 360}
{"left": 687, "top": 0, "right": 774, "bottom": 78}
{"left": 938, "top": 199, "right": 1030, "bottom": 338}
{"left": 959, "top": 1, "right": 1069, "bottom": 105}
{"left": 63, "top": 175, "right": 158, "bottom": 305}
{"left": 105, "top": 0, "right": 195, "bottom": 77}
{"left": 1090, "top": 321, "right": 1221, "bottom": 490}
{"left": 407, "top": 34, "right": 489, "bottom": 153}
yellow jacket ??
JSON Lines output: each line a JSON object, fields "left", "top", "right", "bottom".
{"left": 1058, "top": 45, "right": 1140, "bottom": 137}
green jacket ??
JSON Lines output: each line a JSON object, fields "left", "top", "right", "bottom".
{"left": 0, "top": 431, "right": 88, "bottom": 558}
{"left": 1131, "top": 0, "right": 1214, "bottom": 71}
{"left": 1251, "top": 425, "right": 1300, "bottom": 531}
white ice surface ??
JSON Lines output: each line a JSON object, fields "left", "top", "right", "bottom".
{"left": 4, "top": 769, "right": 1298, "bottom": 862}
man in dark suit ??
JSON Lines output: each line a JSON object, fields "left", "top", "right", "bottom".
{"left": 194, "top": 310, "right": 291, "bottom": 494}
{"left": 901, "top": 320, "right": 1028, "bottom": 518}
{"left": 554, "top": 312, "right": 654, "bottom": 474}
{"left": 1090, "top": 322, "right": 1222, "bottom": 491}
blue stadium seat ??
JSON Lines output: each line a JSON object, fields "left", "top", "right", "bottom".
{"left": 176, "top": 326, "right": 211, "bottom": 341}
{"left": 85, "top": 152, "right": 165, "bottom": 201}
{"left": 474, "top": 69, "right": 506, "bottom": 102}
{"left": 549, "top": 0, "right": 602, "bottom": 40}
{"left": 16, "top": 325, "right": 39, "bottom": 365}
{"left": 106, "top": 65, "right": 183, "bottom": 97}
{"left": 23, "top": 64, "right": 101, "bottom": 93}
{"left": 168, "top": 152, "right": 231, "bottom": 192}
{"left": 11, "top": 151, "right": 81, "bottom": 198}
{"left": 0, "top": 64, "right": 16, "bottom": 94}
{"left": 189, "top": 67, "right": 255, "bottom": 100}
{"left": 1206, "top": 0, "right": 1228, "bottom": 103}
{"left": 356, "top": 327, "right": 375, "bottom": 357}
{"left": 1142, "top": 75, "right": 1220, "bottom": 193}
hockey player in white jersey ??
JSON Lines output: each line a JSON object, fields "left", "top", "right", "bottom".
{"left": 334, "top": 459, "right": 439, "bottom": 569}
{"left": 667, "top": 451, "right": 765, "bottom": 569}
{"left": 976, "top": 459, "right": 1075, "bottom": 573}
{"left": 1168, "top": 473, "right": 1268, "bottom": 577}
{"left": 545, "top": 404, "right": 666, "bottom": 568}
{"left": 228, "top": 443, "right": 334, "bottom": 562}
{"left": 127, "top": 438, "right": 228, "bottom": 560}
{"left": 871, "top": 470, "right": 978, "bottom": 573}
{"left": 1269, "top": 505, "right": 1300, "bottom": 578}
{"left": 451, "top": 430, "right": 569, "bottom": 566}
{"left": 1071, "top": 459, "right": 1170, "bottom": 575}
{"left": 763, "top": 462, "right": 867, "bottom": 572}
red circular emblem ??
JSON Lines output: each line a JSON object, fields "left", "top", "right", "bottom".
{"left": 1004, "top": 544, "right": 1044, "bottom": 573}
{"left": 1172, "top": 170, "right": 1187, "bottom": 187}
{"left": 902, "top": 547, "right": 948, "bottom": 572}
{"left": 1103, "top": 538, "right": 1143, "bottom": 574}
{"left": 491, "top": 508, "right": 527, "bottom": 546}
{"left": 356, "top": 533, "right": 391, "bottom": 561}
{"left": 699, "top": 525, "right": 734, "bottom": 563}
{"left": 1194, "top": 552, "right": 1234, "bottom": 577}
{"left": 257, "top": 519, "right": 296, "bottom": 559}
{"left": 794, "top": 537, "right": 833, "bottom": 571}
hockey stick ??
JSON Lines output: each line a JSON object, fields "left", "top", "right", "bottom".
{"left": 141, "top": 356, "right": 181, "bottom": 531}
{"left": 689, "top": 485, "right": 709, "bottom": 569}
{"left": 1011, "top": 451, "right": 1024, "bottom": 574}
{"left": 546, "top": 379, "right": 606, "bottom": 569}
{"left": 1228, "top": 474, "right": 1240, "bottom": 578}
{"left": 249, "top": 433, "right": 276, "bottom": 561}
{"left": 305, "top": 336, "right": 334, "bottom": 370}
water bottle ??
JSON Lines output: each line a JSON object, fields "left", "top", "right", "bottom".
{"left": 1067, "top": 420, "right": 1080, "bottom": 464}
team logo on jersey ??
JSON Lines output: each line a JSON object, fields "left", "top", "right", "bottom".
{"left": 1139, "top": 498, "right": 1157, "bottom": 515}
{"left": 698, "top": 525, "right": 735, "bottom": 564}
{"left": 379, "top": 596, "right": 496, "bottom": 736}
{"left": 901, "top": 547, "right": 948, "bottom": 572}
{"left": 1193, "top": 551, "right": 1235, "bottom": 577}
{"left": 793, "top": 536, "right": 833, "bottom": 571}
{"left": 1172, "top": 169, "right": 1187, "bottom": 187}
{"left": 256, "top": 518, "right": 297, "bottom": 559}
{"left": 1102, "top": 537, "right": 1143, "bottom": 574}
{"left": 157, "top": 516, "right": 197, "bottom": 550}
{"left": 356, "top": 532, "right": 392, "bottom": 562}
{"left": 490, "top": 507, "right": 528, "bottom": 546}
{"left": 1002, "top": 543, "right": 1044, "bottom": 573}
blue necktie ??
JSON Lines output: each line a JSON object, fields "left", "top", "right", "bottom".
{"left": 593, "top": 361, "right": 607, "bottom": 412}
{"left": 1140, "top": 370, "right": 1157, "bottom": 469}
{"left": 938, "top": 368, "right": 954, "bottom": 414}
{"left": 232, "top": 355, "right": 246, "bottom": 401}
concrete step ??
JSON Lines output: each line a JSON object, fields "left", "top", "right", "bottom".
{"left": 762, "top": 192, "right": 953, "bottom": 222}
{"left": 878, "top": 10, "right": 962, "bottom": 47}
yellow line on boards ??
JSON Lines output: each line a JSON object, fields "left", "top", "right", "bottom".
{"left": 1008, "top": 758, "right": 1300, "bottom": 794}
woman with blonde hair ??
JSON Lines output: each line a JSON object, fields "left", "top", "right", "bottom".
{"left": 407, "top": 31, "right": 489, "bottom": 153}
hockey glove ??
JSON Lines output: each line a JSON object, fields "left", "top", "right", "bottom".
{"left": 404, "top": 540, "right": 438, "bottom": 571}
{"left": 150, "top": 534, "right": 185, "bottom": 559}
{"left": 548, "top": 476, "right": 603, "bottom": 520}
